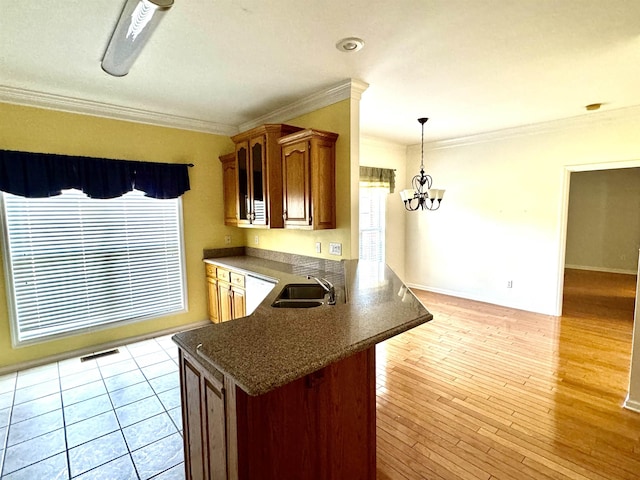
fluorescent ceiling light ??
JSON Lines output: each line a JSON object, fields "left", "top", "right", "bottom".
{"left": 101, "top": 0, "right": 174, "bottom": 77}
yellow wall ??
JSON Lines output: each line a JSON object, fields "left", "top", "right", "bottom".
{"left": 0, "top": 102, "right": 235, "bottom": 368}
{"left": 244, "top": 100, "right": 353, "bottom": 259}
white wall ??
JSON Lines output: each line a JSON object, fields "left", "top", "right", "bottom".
{"left": 404, "top": 106, "right": 640, "bottom": 316}
{"left": 566, "top": 168, "right": 640, "bottom": 274}
{"left": 360, "top": 137, "right": 407, "bottom": 279}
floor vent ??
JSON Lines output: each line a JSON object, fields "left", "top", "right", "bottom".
{"left": 80, "top": 348, "right": 120, "bottom": 362}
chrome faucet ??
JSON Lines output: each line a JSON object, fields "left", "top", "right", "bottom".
{"left": 311, "top": 277, "right": 336, "bottom": 305}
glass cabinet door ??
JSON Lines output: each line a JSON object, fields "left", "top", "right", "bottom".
{"left": 250, "top": 136, "right": 266, "bottom": 225}
{"left": 236, "top": 141, "right": 250, "bottom": 223}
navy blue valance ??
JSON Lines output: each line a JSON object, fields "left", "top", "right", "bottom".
{"left": 0, "top": 150, "right": 191, "bottom": 199}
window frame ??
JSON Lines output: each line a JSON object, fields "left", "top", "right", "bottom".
{"left": 0, "top": 189, "right": 188, "bottom": 348}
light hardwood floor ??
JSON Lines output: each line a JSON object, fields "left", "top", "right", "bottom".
{"left": 376, "top": 269, "right": 640, "bottom": 480}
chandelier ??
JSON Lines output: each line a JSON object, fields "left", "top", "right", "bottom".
{"left": 399, "top": 118, "right": 445, "bottom": 211}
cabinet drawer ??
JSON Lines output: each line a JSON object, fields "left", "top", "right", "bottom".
{"left": 217, "top": 268, "right": 231, "bottom": 282}
{"left": 230, "top": 272, "right": 245, "bottom": 288}
{"left": 205, "top": 263, "right": 216, "bottom": 277}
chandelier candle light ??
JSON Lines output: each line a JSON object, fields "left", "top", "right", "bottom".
{"left": 400, "top": 118, "right": 445, "bottom": 211}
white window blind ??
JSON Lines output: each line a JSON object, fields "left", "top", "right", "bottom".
{"left": 359, "top": 186, "right": 387, "bottom": 262}
{"left": 1, "top": 189, "right": 186, "bottom": 345}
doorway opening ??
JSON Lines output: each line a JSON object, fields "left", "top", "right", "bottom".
{"left": 560, "top": 164, "right": 640, "bottom": 410}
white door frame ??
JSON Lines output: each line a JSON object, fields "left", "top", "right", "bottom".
{"left": 556, "top": 158, "right": 640, "bottom": 412}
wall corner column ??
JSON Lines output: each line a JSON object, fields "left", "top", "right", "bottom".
{"left": 625, "top": 249, "right": 640, "bottom": 413}
{"left": 348, "top": 79, "right": 369, "bottom": 260}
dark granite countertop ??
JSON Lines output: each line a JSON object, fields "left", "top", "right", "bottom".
{"left": 172, "top": 256, "right": 432, "bottom": 396}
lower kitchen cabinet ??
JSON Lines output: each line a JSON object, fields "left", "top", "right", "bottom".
{"left": 180, "top": 349, "right": 227, "bottom": 480}
{"left": 205, "top": 263, "right": 246, "bottom": 323}
{"left": 179, "top": 345, "right": 376, "bottom": 480}
{"left": 206, "top": 276, "right": 219, "bottom": 324}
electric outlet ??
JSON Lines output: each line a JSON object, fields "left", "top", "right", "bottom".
{"left": 315, "top": 242, "right": 322, "bottom": 253}
{"left": 254, "top": 235, "right": 259, "bottom": 245}
{"left": 224, "top": 235, "right": 231, "bottom": 245}
{"left": 507, "top": 280, "right": 513, "bottom": 288}
{"left": 329, "top": 242, "right": 342, "bottom": 256}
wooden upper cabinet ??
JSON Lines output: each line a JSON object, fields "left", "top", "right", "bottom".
{"left": 219, "top": 152, "right": 237, "bottom": 226}
{"left": 230, "top": 124, "right": 302, "bottom": 229}
{"left": 279, "top": 129, "right": 339, "bottom": 230}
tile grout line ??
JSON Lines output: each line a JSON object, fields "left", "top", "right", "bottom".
{"left": 0, "top": 374, "right": 16, "bottom": 478}
{"left": 0, "top": 336, "right": 183, "bottom": 480}
{"left": 58, "top": 360, "right": 71, "bottom": 480}
{"left": 134, "top": 338, "right": 184, "bottom": 480}
{"left": 1, "top": 369, "right": 63, "bottom": 479}
{"left": 130, "top": 338, "right": 176, "bottom": 480}
{"left": 82, "top": 346, "right": 141, "bottom": 480}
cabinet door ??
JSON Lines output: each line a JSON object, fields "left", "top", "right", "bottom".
{"left": 249, "top": 136, "right": 267, "bottom": 226}
{"left": 221, "top": 155, "right": 238, "bottom": 226}
{"left": 218, "top": 282, "right": 233, "bottom": 322}
{"left": 235, "top": 141, "right": 251, "bottom": 225}
{"left": 181, "top": 353, "right": 207, "bottom": 480}
{"left": 206, "top": 277, "right": 220, "bottom": 324}
{"left": 180, "top": 351, "right": 229, "bottom": 480}
{"left": 204, "top": 377, "right": 227, "bottom": 479}
{"left": 311, "top": 138, "right": 336, "bottom": 230}
{"left": 231, "top": 286, "right": 245, "bottom": 319}
{"left": 281, "top": 140, "right": 311, "bottom": 227}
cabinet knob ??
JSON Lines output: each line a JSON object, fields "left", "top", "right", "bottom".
{"left": 283, "top": 210, "right": 287, "bottom": 220}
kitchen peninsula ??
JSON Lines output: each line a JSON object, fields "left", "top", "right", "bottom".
{"left": 173, "top": 252, "right": 432, "bottom": 480}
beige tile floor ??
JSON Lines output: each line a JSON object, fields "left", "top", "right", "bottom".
{"left": 0, "top": 335, "right": 184, "bottom": 480}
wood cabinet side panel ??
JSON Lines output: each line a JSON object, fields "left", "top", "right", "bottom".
{"left": 234, "top": 374, "right": 320, "bottom": 479}
{"left": 233, "top": 347, "right": 376, "bottom": 480}
{"left": 325, "top": 347, "right": 376, "bottom": 479}
{"left": 224, "top": 376, "right": 239, "bottom": 480}
{"left": 180, "top": 352, "right": 207, "bottom": 480}
{"left": 311, "top": 139, "right": 336, "bottom": 230}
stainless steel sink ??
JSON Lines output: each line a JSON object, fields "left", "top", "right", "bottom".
{"left": 271, "top": 283, "right": 327, "bottom": 308}
{"left": 271, "top": 299, "right": 324, "bottom": 308}
{"left": 276, "top": 284, "right": 327, "bottom": 300}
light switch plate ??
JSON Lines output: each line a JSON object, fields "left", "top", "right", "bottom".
{"left": 315, "top": 242, "right": 322, "bottom": 253}
{"left": 329, "top": 242, "right": 342, "bottom": 256}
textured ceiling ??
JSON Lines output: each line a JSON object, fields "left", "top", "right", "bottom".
{"left": 1, "top": 0, "right": 639, "bottom": 145}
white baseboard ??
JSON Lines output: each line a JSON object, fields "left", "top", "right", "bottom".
{"left": 565, "top": 264, "right": 637, "bottom": 275}
{"left": 0, "top": 320, "right": 209, "bottom": 376}
{"left": 405, "top": 283, "right": 556, "bottom": 315}
{"left": 624, "top": 396, "right": 640, "bottom": 413}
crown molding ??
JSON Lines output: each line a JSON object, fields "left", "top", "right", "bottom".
{"left": 429, "top": 104, "right": 640, "bottom": 150}
{"left": 239, "top": 78, "right": 369, "bottom": 131}
{"left": 0, "top": 85, "right": 238, "bottom": 136}
{"left": 0, "top": 79, "right": 369, "bottom": 137}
